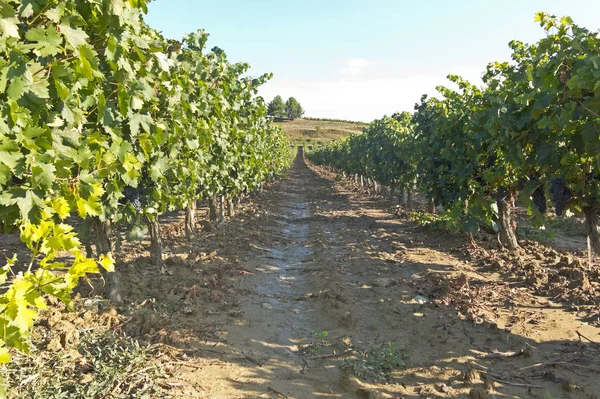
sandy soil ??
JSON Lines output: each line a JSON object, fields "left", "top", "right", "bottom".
{"left": 156, "top": 155, "right": 600, "bottom": 398}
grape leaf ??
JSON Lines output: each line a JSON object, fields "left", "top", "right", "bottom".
{"left": 58, "top": 24, "right": 88, "bottom": 48}
{"left": 0, "top": 17, "right": 19, "bottom": 38}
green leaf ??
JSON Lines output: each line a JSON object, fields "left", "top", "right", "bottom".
{"left": 78, "top": 52, "right": 94, "bottom": 80}
{"left": 0, "top": 17, "right": 19, "bottom": 38}
{"left": 150, "top": 156, "right": 170, "bottom": 182}
{"left": 10, "top": 305, "right": 36, "bottom": 333}
{"left": 581, "top": 122, "right": 597, "bottom": 145}
{"left": 131, "top": 96, "right": 144, "bottom": 110}
{"left": 58, "top": 24, "right": 88, "bottom": 48}
{"left": 0, "top": 164, "right": 10, "bottom": 186}
{"left": 0, "top": 150, "right": 23, "bottom": 170}
{"left": 7, "top": 76, "right": 26, "bottom": 101}
{"left": 16, "top": 190, "right": 45, "bottom": 223}
{"left": 25, "top": 26, "right": 62, "bottom": 56}
{"left": 106, "top": 0, "right": 125, "bottom": 14}
{"left": 31, "top": 162, "right": 56, "bottom": 189}
{"left": 128, "top": 112, "right": 152, "bottom": 136}
{"left": 45, "top": 3, "right": 66, "bottom": 23}
{"left": 0, "top": 2, "right": 15, "bottom": 18}
{"left": 66, "top": 257, "right": 99, "bottom": 284}
{"left": 53, "top": 78, "right": 70, "bottom": 100}
{"left": 61, "top": 103, "right": 75, "bottom": 125}
{"left": 125, "top": 224, "right": 148, "bottom": 241}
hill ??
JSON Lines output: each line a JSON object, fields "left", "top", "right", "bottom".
{"left": 277, "top": 118, "right": 366, "bottom": 146}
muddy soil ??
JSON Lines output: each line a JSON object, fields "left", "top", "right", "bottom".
{"left": 154, "top": 155, "right": 599, "bottom": 398}
{"left": 4, "top": 154, "right": 600, "bottom": 398}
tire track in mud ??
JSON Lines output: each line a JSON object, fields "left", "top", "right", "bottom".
{"left": 183, "top": 156, "right": 363, "bottom": 398}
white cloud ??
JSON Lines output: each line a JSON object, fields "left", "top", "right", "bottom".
{"left": 260, "top": 65, "right": 484, "bottom": 122}
{"left": 337, "top": 58, "right": 376, "bottom": 77}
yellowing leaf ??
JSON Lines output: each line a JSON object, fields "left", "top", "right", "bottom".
{"left": 11, "top": 306, "right": 36, "bottom": 333}
{"left": 40, "top": 260, "right": 66, "bottom": 270}
{"left": 20, "top": 219, "right": 52, "bottom": 249}
{"left": 99, "top": 253, "right": 115, "bottom": 272}
{"left": 76, "top": 196, "right": 102, "bottom": 218}
{"left": 90, "top": 183, "right": 105, "bottom": 197}
{"left": 0, "top": 347, "right": 11, "bottom": 364}
{"left": 5, "top": 279, "right": 37, "bottom": 333}
{"left": 50, "top": 197, "right": 71, "bottom": 220}
{"left": 33, "top": 296, "right": 46, "bottom": 310}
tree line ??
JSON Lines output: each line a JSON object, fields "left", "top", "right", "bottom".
{"left": 267, "top": 95, "right": 305, "bottom": 119}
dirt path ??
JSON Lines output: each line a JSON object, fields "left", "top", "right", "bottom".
{"left": 171, "top": 156, "right": 600, "bottom": 399}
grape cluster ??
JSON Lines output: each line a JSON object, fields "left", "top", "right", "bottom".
{"left": 123, "top": 186, "right": 143, "bottom": 212}
{"left": 550, "top": 178, "right": 572, "bottom": 216}
{"left": 531, "top": 185, "right": 547, "bottom": 214}
{"left": 497, "top": 186, "right": 510, "bottom": 203}
{"left": 485, "top": 154, "right": 497, "bottom": 169}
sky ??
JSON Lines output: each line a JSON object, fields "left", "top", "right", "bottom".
{"left": 145, "top": 1, "right": 600, "bottom": 122}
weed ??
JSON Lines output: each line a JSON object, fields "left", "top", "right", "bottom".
{"left": 518, "top": 226, "right": 555, "bottom": 244}
{"left": 545, "top": 216, "right": 586, "bottom": 236}
{"left": 1, "top": 331, "right": 167, "bottom": 399}
{"left": 297, "top": 331, "right": 331, "bottom": 356}
{"left": 342, "top": 342, "right": 405, "bottom": 383}
{"left": 410, "top": 211, "right": 461, "bottom": 233}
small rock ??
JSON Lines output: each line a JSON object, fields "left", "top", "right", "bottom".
{"left": 372, "top": 278, "right": 398, "bottom": 288}
{"left": 262, "top": 303, "right": 274, "bottom": 310}
{"left": 559, "top": 268, "right": 591, "bottom": 290}
{"left": 82, "top": 298, "right": 101, "bottom": 313}
{"left": 412, "top": 295, "right": 428, "bottom": 304}
{"left": 437, "top": 383, "right": 451, "bottom": 393}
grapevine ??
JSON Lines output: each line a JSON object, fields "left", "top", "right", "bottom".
{"left": 0, "top": 0, "right": 291, "bottom": 377}
{"left": 309, "top": 12, "right": 600, "bottom": 253}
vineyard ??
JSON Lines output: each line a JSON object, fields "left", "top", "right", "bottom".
{"left": 308, "top": 13, "right": 600, "bottom": 257}
{"left": 0, "top": 0, "right": 291, "bottom": 392}
{"left": 0, "top": 3, "right": 599, "bottom": 399}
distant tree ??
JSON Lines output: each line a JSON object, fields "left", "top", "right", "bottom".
{"left": 267, "top": 95, "right": 286, "bottom": 118}
{"left": 285, "top": 97, "right": 304, "bottom": 119}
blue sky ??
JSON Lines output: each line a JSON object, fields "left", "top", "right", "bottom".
{"left": 145, "top": 1, "right": 600, "bottom": 122}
